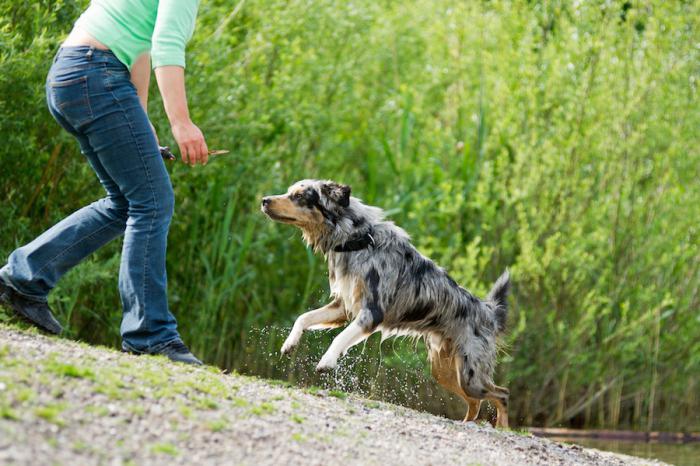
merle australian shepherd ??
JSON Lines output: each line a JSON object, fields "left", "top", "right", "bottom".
{"left": 261, "top": 179, "right": 511, "bottom": 427}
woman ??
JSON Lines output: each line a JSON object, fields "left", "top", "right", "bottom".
{"left": 0, "top": 0, "right": 207, "bottom": 364}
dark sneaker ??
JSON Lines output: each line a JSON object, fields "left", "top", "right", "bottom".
{"left": 123, "top": 340, "right": 203, "bottom": 366}
{"left": 0, "top": 279, "right": 63, "bottom": 335}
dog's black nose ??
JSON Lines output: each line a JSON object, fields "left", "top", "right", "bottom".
{"left": 261, "top": 197, "right": 271, "bottom": 207}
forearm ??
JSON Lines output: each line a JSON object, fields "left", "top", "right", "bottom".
{"left": 154, "top": 65, "right": 190, "bottom": 125}
{"left": 130, "top": 53, "right": 152, "bottom": 112}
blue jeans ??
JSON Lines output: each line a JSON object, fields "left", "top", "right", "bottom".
{"left": 0, "top": 46, "right": 181, "bottom": 352}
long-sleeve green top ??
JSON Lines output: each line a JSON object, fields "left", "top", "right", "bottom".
{"left": 74, "top": 0, "right": 200, "bottom": 70}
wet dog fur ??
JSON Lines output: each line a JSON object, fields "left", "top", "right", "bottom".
{"left": 261, "top": 179, "right": 511, "bottom": 427}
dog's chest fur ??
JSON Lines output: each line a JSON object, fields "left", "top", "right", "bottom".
{"left": 328, "top": 256, "right": 363, "bottom": 320}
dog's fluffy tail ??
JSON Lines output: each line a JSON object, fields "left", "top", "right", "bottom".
{"left": 487, "top": 269, "right": 510, "bottom": 334}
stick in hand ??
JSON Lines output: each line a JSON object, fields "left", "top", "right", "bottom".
{"left": 160, "top": 146, "right": 229, "bottom": 161}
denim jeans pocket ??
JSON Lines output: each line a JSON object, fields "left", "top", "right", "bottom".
{"left": 49, "top": 75, "right": 93, "bottom": 128}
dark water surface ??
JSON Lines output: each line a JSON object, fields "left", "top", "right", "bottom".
{"left": 554, "top": 437, "right": 700, "bottom": 466}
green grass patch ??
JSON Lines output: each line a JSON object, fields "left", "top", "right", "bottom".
{"left": 95, "top": 384, "right": 127, "bottom": 401}
{"left": 177, "top": 403, "right": 193, "bottom": 418}
{"left": 290, "top": 414, "right": 305, "bottom": 424}
{"left": 151, "top": 442, "right": 179, "bottom": 456}
{"left": 206, "top": 418, "right": 228, "bottom": 432}
{"left": 363, "top": 400, "right": 381, "bottom": 409}
{"left": 249, "top": 402, "right": 275, "bottom": 416}
{"left": 305, "top": 386, "right": 322, "bottom": 395}
{"left": 45, "top": 360, "right": 95, "bottom": 380}
{"left": 231, "top": 397, "right": 250, "bottom": 408}
{"left": 34, "top": 404, "right": 67, "bottom": 426}
{"left": 72, "top": 440, "right": 89, "bottom": 452}
{"left": 328, "top": 390, "right": 348, "bottom": 400}
{"left": 194, "top": 396, "right": 219, "bottom": 410}
{"left": 0, "top": 404, "right": 19, "bottom": 420}
{"left": 128, "top": 404, "right": 145, "bottom": 417}
{"left": 85, "top": 405, "right": 110, "bottom": 417}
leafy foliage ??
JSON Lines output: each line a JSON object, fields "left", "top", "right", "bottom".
{"left": 1, "top": 0, "right": 698, "bottom": 430}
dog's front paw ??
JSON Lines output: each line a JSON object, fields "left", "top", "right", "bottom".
{"left": 280, "top": 333, "right": 301, "bottom": 356}
{"left": 280, "top": 342, "right": 296, "bottom": 356}
{"left": 280, "top": 340, "right": 297, "bottom": 356}
{"left": 315, "top": 356, "right": 338, "bottom": 373}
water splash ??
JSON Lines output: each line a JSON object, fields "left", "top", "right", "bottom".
{"left": 229, "top": 325, "right": 470, "bottom": 421}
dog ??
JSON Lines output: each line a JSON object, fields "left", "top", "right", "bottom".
{"left": 261, "top": 179, "right": 511, "bottom": 427}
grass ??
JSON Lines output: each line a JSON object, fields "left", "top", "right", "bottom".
{"left": 328, "top": 390, "right": 349, "bottom": 400}
{"left": 151, "top": 442, "right": 179, "bottom": 457}
{"left": 195, "top": 396, "right": 219, "bottom": 410}
{"left": 85, "top": 405, "right": 110, "bottom": 417}
{"left": 0, "top": 404, "right": 19, "bottom": 420}
{"left": 45, "top": 360, "right": 95, "bottom": 380}
{"left": 305, "top": 386, "right": 322, "bottom": 395}
{"left": 207, "top": 418, "right": 229, "bottom": 432}
{"left": 249, "top": 402, "right": 275, "bottom": 416}
{"left": 177, "top": 403, "right": 193, "bottom": 418}
{"left": 71, "top": 441, "right": 89, "bottom": 452}
{"left": 231, "top": 397, "right": 250, "bottom": 408}
{"left": 34, "top": 404, "right": 67, "bottom": 426}
{"left": 128, "top": 405, "right": 145, "bottom": 417}
{"left": 363, "top": 401, "right": 381, "bottom": 410}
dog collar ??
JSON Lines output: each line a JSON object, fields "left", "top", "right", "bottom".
{"left": 334, "top": 230, "right": 375, "bottom": 252}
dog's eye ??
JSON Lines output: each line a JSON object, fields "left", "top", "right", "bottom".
{"left": 290, "top": 193, "right": 302, "bottom": 200}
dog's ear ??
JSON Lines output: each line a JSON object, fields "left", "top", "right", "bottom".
{"left": 322, "top": 182, "right": 351, "bottom": 208}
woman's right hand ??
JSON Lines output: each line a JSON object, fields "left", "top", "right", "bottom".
{"left": 171, "top": 119, "right": 209, "bottom": 165}
{"left": 154, "top": 65, "right": 209, "bottom": 166}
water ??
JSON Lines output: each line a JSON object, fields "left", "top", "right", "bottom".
{"left": 230, "top": 326, "right": 470, "bottom": 419}
{"left": 553, "top": 437, "right": 700, "bottom": 466}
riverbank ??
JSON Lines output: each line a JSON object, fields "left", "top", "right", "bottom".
{"left": 0, "top": 325, "right": 666, "bottom": 465}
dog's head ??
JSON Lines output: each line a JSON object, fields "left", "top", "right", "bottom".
{"left": 261, "top": 179, "right": 351, "bottom": 229}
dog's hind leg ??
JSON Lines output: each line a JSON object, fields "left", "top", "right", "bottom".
{"left": 281, "top": 298, "right": 347, "bottom": 355}
{"left": 486, "top": 385, "right": 509, "bottom": 428}
{"left": 430, "top": 346, "right": 482, "bottom": 422}
{"left": 455, "top": 348, "right": 510, "bottom": 428}
{"left": 465, "top": 398, "right": 482, "bottom": 421}
{"left": 466, "top": 379, "right": 510, "bottom": 428}
{"left": 315, "top": 311, "right": 375, "bottom": 372}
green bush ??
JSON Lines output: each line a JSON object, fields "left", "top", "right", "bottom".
{"left": 1, "top": 0, "right": 698, "bottom": 430}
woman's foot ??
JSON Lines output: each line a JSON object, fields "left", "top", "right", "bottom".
{"left": 122, "top": 339, "right": 203, "bottom": 365}
{"left": 0, "top": 278, "right": 63, "bottom": 335}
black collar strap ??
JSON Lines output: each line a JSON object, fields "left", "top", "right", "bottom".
{"left": 334, "top": 230, "right": 375, "bottom": 252}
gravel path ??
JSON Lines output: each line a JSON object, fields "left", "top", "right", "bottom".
{"left": 0, "top": 325, "right": 665, "bottom": 466}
